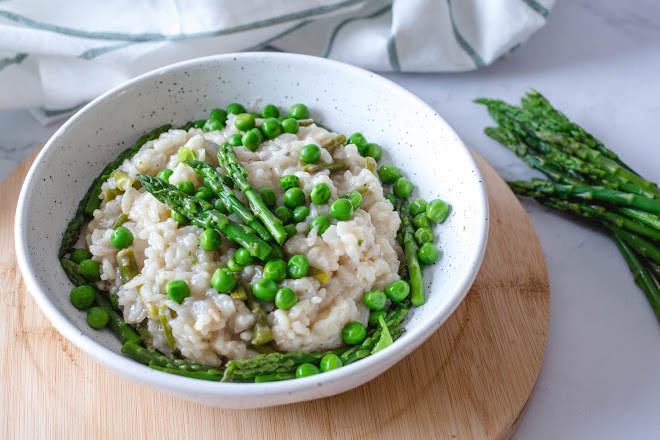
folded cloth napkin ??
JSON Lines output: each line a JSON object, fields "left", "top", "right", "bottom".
{"left": 0, "top": 0, "right": 554, "bottom": 123}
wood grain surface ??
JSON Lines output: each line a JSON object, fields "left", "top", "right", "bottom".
{"left": 1, "top": 149, "right": 549, "bottom": 440}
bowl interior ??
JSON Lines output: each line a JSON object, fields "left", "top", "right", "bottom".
{"left": 16, "top": 53, "right": 488, "bottom": 407}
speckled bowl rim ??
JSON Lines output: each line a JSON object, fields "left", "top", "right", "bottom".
{"left": 15, "top": 52, "right": 488, "bottom": 407}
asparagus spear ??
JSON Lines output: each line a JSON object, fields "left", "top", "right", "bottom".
{"left": 508, "top": 180, "right": 660, "bottom": 216}
{"left": 399, "top": 199, "right": 425, "bottom": 306}
{"left": 217, "top": 143, "right": 287, "bottom": 245}
{"left": 610, "top": 230, "right": 660, "bottom": 321}
{"left": 301, "top": 158, "right": 351, "bottom": 173}
{"left": 137, "top": 174, "right": 273, "bottom": 260}
{"left": 539, "top": 199, "right": 660, "bottom": 242}
{"left": 184, "top": 159, "right": 273, "bottom": 241}
{"left": 221, "top": 349, "right": 346, "bottom": 382}
{"left": 59, "top": 124, "right": 171, "bottom": 258}
{"left": 61, "top": 256, "right": 142, "bottom": 344}
{"left": 121, "top": 341, "right": 223, "bottom": 374}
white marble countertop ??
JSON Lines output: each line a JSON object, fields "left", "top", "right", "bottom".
{"left": 2, "top": 0, "right": 660, "bottom": 437}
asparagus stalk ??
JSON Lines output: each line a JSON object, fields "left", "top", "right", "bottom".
{"left": 399, "top": 199, "right": 425, "bottom": 306}
{"left": 184, "top": 159, "right": 272, "bottom": 242}
{"left": 59, "top": 124, "right": 171, "bottom": 258}
{"left": 121, "top": 341, "right": 223, "bottom": 373}
{"left": 610, "top": 230, "right": 660, "bottom": 321}
{"left": 301, "top": 158, "right": 351, "bottom": 174}
{"left": 217, "top": 143, "right": 287, "bottom": 245}
{"left": 540, "top": 199, "right": 660, "bottom": 242}
{"left": 221, "top": 349, "right": 346, "bottom": 382}
{"left": 137, "top": 174, "right": 272, "bottom": 260}
{"left": 508, "top": 180, "right": 660, "bottom": 216}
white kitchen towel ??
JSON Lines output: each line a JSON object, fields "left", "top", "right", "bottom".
{"left": 0, "top": 0, "right": 554, "bottom": 123}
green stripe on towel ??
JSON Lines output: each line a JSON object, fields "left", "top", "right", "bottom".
{"left": 446, "top": 0, "right": 485, "bottom": 68}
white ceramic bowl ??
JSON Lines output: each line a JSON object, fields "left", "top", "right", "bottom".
{"left": 15, "top": 53, "right": 488, "bottom": 408}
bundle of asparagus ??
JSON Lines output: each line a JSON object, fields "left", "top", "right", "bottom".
{"left": 477, "top": 91, "right": 660, "bottom": 322}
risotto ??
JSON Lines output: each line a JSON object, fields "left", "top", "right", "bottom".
{"left": 60, "top": 103, "right": 447, "bottom": 381}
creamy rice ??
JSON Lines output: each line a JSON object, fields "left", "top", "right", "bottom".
{"left": 86, "top": 115, "right": 402, "bottom": 366}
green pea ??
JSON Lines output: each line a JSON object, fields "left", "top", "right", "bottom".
{"left": 284, "top": 188, "right": 305, "bottom": 209}
{"left": 110, "top": 226, "right": 134, "bottom": 249}
{"left": 156, "top": 168, "right": 173, "bottom": 183}
{"left": 275, "top": 287, "right": 298, "bottom": 310}
{"left": 194, "top": 186, "right": 215, "bottom": 202}
{"left": 280, "top": 175, "right": 300, "bottom": 191}
{"left": 213, "top": 198, "right": 229, "bottom": 214}
{"left": 385, "top": 280, "right": 410, "bottom": 302}
{"left": 368, "top": 309, "right": 387, "bottom": 327}
{"left": 378, "top": 165, "right": 401, "bottom": 184}
{"left": 348, "top": 132, "right": 368, "bottom": 148}
{"left": 261, "top": 104, "right": 280, "bottom": 118}
{"left": 234, "top": 113, "right": 255, "bottom": 131}
{"left": 288, "top": 103, "right": 309, "bottom": 120}
{"left": 413, "top": 213, "right": 431, "bottom": 229}
{"left": 292, "top": 205, "right": 310, "bottom": 223}
{"left": 192, "top": 120, "right": 206, "bottom": 129}
{"left": 342, "top": 321, "right": 367, "bottom": 345}
{"left": 282, "top": 118, "right": 299, "bottom": 134}
{"left": 362, "top": 143, "right": 382, "bottom": 161}
{"left": 418, "top": 242, "right": 439, "bottom": 264}
{"left": 211, "top": 268, "right": 236, "bottom": 293}
{"left": 299, "top": 144, "right": 321, "bottom": 163}
{"left": 176, "top": 180, "right": 195, "bottom": 196}
{"left": 284, "top": 223, "right": 297, "bottom": 239}
{"left": 410, "top": 198, "right": 428, "bottom": 216}
{"left": 264, "top": 259, "right": 287, "bottom": 283}
{"left": 287, "top": 255, "right": 309, "bottom": 279}
{"left": 310, "top": 183, "right": 331, "bottom": 205}
{"left": 363, "top": 290, "right": 387, "bottom": 311}
{"left": 261, "top": 117, "right": 282, "bottom": 139}
{"left": 226, "top": 103, "right": 246, "bottom": 115}
{"left": 78, "top": 259, "right": 100, "bottom": 281}
{"left": 70, "top": 248, "right": 92, "bottom": 264}
{"left": 200, "top": 229, "right": 222, "bottom": 251}
{"left": 329, "top": 198, "right": 354, "bottom": 221}
{"left": 227, "top": 257, "right": 243, "bottom": 272}
{"left": 426, "top": 199, "right": 450, "bottom": 223}
{"left": 166, "top": 279, "right": 190, "bottom": 303}
{"left": 393, "top": 178, "right": 414, "bottom": 198}
{"left": 209, "top": 108, "right": 228, "bottom": 122}
{"left": 241, "top": 130, "right": 261, "bottom": 151}
{"left": 344, "top": 190, "right": 363, "bottom": 210}
{"left": 258, "top": 187, "right": 277, "bottom": 208}
{"left": 250, "top": 127, "right": 264, "bottom": 143}
{"left": 203, "top": 118, "right": 224, "bottom": 132}
{"left": 384, "top": 193, "right": 397, "bottom": 208}
{"left": 319, "top": 353, "right": 343, "bottom": 372}
{"left": 253, "top": 278, "right": 278, "bottom": 301}
{"left": 273, "top": 206, "right": 292, "bottom": 224}
{"left": 70, "top": 285, "right": 96, "bottom": 310}
{"left": 295, "top": 363, "right": 319, "bottom": 378}
{"left": 171, "top": 210, "right": 189, "bottom": 225}
{"left": 228, "top": 133, "right": 243, "bottom": 147}
{"left": 87, "top": 306, "right": 110, "bottom": 329}
{"left": 235, "top": 247, "right": 254, "bottom": 266}
{"left": 310, "top": 215, "right": 331, "bottom": 235}
{"left": 414, "top": 227, "right": 434, "bottom": 245}
{"left": 265, "top": 245, "right": 285, "bottom": 262}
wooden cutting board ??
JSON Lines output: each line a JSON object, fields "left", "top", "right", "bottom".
{"left": 1, "top": 149, "right": 549, "bottom": 440}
